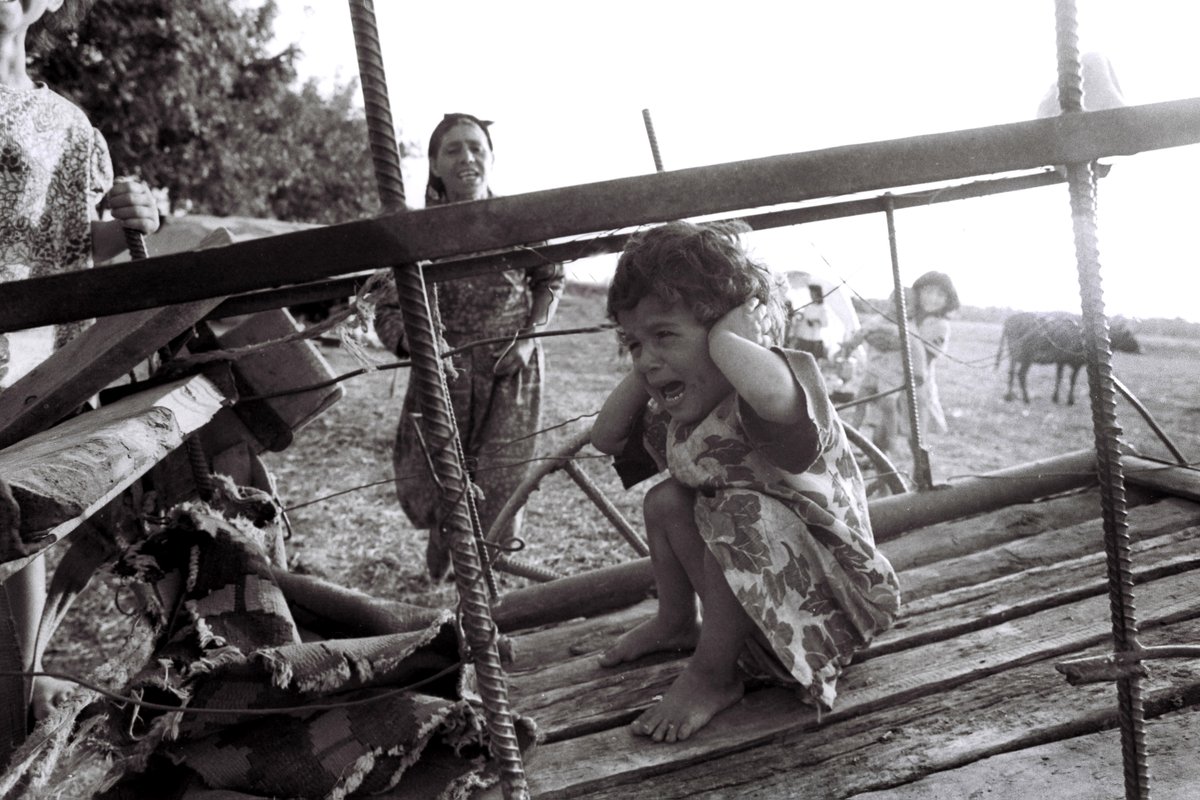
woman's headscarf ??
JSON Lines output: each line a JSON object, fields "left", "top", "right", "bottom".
{"left": 425, "top": 113, "right": 494, "bottom": 206}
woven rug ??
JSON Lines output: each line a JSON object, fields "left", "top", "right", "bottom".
{"left": 52, "top": 500, "right": 535, "bottom": 800}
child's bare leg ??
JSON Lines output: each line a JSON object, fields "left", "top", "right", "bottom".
{"left": 632, "top": 549, "right": 752, "bottom": 742}
{"left": 9, "top": 556, "right": 69, "bottom": 721}
{"left": 600, "top": 479, "right": 703, "bottom": 666}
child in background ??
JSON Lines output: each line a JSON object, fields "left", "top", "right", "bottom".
{"left": 2, "top": 0, "right": 160, "bottom": 721}
{"left": 910, "top": 271, "right": 960, "bottom": 435}
{"left": 592, "top": 221, "right": 899, "bottom": 742}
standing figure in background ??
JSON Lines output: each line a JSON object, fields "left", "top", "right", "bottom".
{"left": 910, "top": 270, "right": 959, "bottom": 435}
{"left": 787, "top": 281, "right": 829, "bottom": 360}
{"left": 2, "top": 0, "right": 160, "bottom": 722}
{"left": 839, "top": 296, "right": 925, "bottom": 455}
{"left": 373, "top": 113, "right": 565, "bottom": 578}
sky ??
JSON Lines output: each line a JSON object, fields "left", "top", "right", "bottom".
{"left": 267, "top": 1, "right": 1200, "bottom": 322}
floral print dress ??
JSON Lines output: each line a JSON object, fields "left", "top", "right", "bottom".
{"left": 0, "top": 83, "right": 113, "bottom": 388}
{"left": 374, "top": 255, "right": 565, "bottom": 560}
{"left": 641, "top": 348, "right": 900, "bottom": 709}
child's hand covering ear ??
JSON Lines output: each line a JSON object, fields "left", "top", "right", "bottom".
{"left": 711, "top": 298, "right": 771, "bottom": 346}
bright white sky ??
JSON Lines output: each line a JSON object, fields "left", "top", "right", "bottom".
{"left": 269, "top": 1, "right": 1200, "bottom": 322}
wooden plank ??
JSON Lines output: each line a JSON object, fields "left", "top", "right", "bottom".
{"left": 897, "top": 496, "right": 1200, "bottom": 602}
{"left": 882, "top": 486, "right": 1144, "bottom": 572}
{"left": 215, "top": 308, "right": 343, "bottom": 434}
{"left": 506, "top": 496, "right": 1200, "bottom": 681}
{"left": 867, "top": 517, "right": 1200, "bottom": 658}
{"left": 543, "top": 615, "right": 1200, "bottom": 800}
{"left": 504, "top": 569, "right": 1200, "bottom": 796}
{"left": 210, "top": 170, "right": 1068, "bottom": 320}
{"left": 505, "top": 513, "right": 1200, "bottom": 740}
{"left": 0, "top": 375, "right": 226, "bottom": 582}
{"left": 845, "top": 706, "right": 1200, "bottom": 800}
{"left": 4, "top": 98, "right": 1200, "bottom": 330}
{"left": 0, "top": 226, "right": 234, "bottom": 451}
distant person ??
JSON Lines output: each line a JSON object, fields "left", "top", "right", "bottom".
{"left": 786, "top": 280, "right": 829, "bottom": 360}
{"left": 910, "top": 271, "right": 960, "bottom": 435}
{"left": 839, "top": 294, "right": 926, "bottom": 455}
{"left": 592, "top": 221, "right": 899, "bottom": 743}
{"left": 1036, "top": 51, "right": 1125, "bottom": 119}
{"left": 839, "top": 271, "right": 958, "bottom": 451}
{"left": 373, "top": 114, "right": 565, "bottom": 577}
{"left": 2, "top": 0, "right": 160, "bottom": 722}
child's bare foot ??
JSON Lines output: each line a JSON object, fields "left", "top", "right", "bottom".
{"left": 598, "top": 616, "right": 699, "bottom": 667}
{"left": 29, "top": 674, "right": 75, "bottom": 722}
{"left": 630, "top": 665, "right": 744, "bottom": 743}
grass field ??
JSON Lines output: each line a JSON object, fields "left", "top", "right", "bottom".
{"left": 46, "top": 287, "right": 1200, "bottom": 673}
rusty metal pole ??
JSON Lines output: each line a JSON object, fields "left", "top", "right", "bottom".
{"left": 882, "top": 196, "right": 933, "bottom": 490}
{"left": 345, "top": 3, "right": 529, "bottom": 798}
{"left": 1053, "top": 2, "right": 1148, "bottom": 798}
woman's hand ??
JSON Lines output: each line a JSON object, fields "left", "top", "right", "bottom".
{"left": 107, "top": 178, "right": 160, "bottom": 235}
{"left": 710, "top": 298, "right": 771, "bottom": 347}
{"left": 493, "top": 337, "right": 535, "bottom": 376}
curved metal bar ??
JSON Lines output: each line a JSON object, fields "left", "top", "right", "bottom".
{"left": 842, "top": 422, "right": 910, "bottom": 497}
{"left": 1111, "top": 376, "right": 1190, "bottom": 466}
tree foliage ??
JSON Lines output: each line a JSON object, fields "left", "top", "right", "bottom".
{"left": 31, "top": 0, "right": 396, "bottom": 224}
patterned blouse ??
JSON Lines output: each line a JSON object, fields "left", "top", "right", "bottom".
{"left": 0, "top": 83, "right": 113, "bottom": 387}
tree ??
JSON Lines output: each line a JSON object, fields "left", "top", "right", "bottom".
{"left": 31, "top": 0, "right": 396, "bottom": 224}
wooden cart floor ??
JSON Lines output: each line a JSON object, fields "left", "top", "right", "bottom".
{"left": 472, "top": 469, "right": 1200, "bottom": 800}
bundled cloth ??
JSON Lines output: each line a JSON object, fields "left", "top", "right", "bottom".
{"left": 9, "top": 497, "right": 533, "bottom": 800}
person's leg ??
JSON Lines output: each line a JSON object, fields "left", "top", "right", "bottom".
{"left": 8, "top": 556, "right": 68, "bottom": 721}
{"left": 599, "top": 479, "right": 702, "bottom": 666}
{"left": 630, "top": 548, "right": 751, "bottom": 742}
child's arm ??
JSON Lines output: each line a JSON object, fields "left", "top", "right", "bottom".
{"left": 709, "top": 300, "right": 804, "bottom": 424}
{"left": 91, "top": 179, "right": 160, "bottom": 262}
{"left": 592, "top": 369, "right": 650, "bottom": 455}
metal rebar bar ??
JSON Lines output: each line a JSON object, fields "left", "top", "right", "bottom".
{"left": 642, "top": 108, "right": 665, "bottom": 172}
{"left": 882, "top": 196, "right": 933, "bottom": 490}
{"left": 1054, "top": 3, "right": 1148, "bottom": 798}
{"left": 346, "top": 2, "right": 528, "bottom": 797}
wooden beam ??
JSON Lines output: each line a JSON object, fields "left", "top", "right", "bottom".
{"left": 500, "top": 570, "right": 1200, "bottom": 797}
{"left": 0, "top": 375, "right": 226, "bottom": 583}
{"left": 0, "top": 226, "right": 234, "bottom": 450}
{"left": 3, "top": 98, "right": 1200, "bottom": 331}
{"left": 0, "top": 299, "right": 222, "bottom": 451}
{"left": 204, "top": 170, "right": 1068, "bottom": 320}
{"left": 1124, "top": 456, "right": 1200, "bottom": 503}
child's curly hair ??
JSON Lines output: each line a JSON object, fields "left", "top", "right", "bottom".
{"left": 608, "top": 220, "right": 788, "bottom": 344}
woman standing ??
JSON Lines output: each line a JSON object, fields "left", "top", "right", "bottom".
{"left": 375, "top": 113, "right": 565, "bottom": 577}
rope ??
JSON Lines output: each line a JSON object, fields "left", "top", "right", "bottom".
{"left": 1054, "top": 4, "right": 1148, "bottom": 798}
{"left": 346, "top": 3, "right": 527, "bottom": 796}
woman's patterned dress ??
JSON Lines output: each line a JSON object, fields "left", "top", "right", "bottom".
{"left": 0, "top": 83, "right": 112, "bottom": 388}
{"left": 374, "top": 256, "right": 565, "bottom": 572}
{"left": 640, "top": 349, "right": 900, "bottom": 709}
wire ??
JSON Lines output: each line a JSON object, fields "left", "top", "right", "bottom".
{"left": 8, "top": 662, "right": 462, "bottom": 717}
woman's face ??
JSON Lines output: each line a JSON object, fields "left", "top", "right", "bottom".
{"left": 918, "top": 284, "right": 949, "bottom": 314}
{"left": 431, "top": 121, "right": 492, "bottom": 202}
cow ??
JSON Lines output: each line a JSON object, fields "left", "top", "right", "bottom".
{"left": 995, "top": 311, "right": 1140, "bottom": 404}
